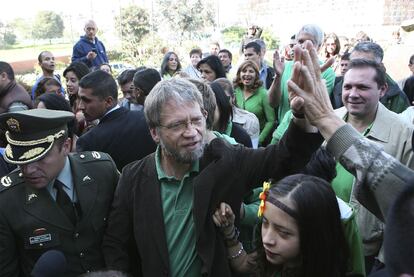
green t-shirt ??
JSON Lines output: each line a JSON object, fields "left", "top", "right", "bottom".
{"left": 155, "top": 147, "right": 202, "bottom": 277}
{"left": 234, "top": 86, "right": 276, "bottom": 144}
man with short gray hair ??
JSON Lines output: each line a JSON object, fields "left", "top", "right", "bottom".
{"left": 103, "top": 77, "right": 323, "bottom": 276}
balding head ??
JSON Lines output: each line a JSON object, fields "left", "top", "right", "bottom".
{"left": 84, "top": 20, "right": 98, "bottom": 41}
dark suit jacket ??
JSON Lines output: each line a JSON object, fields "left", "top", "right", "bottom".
{"left": 0, "top": 152, "right": 119, "bottom": 277}
{"left": 76, "top": 108, "right": 157, "bottom": 171}
{"left": 103, "top": 123, "right": 323, "bottom": 276}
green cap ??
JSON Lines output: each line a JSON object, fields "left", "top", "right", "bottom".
{"left": 0, "top": 109, "right": 74, "bottom": 165}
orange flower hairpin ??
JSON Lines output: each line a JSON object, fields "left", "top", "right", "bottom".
{"left": 257, "top": 181, "right": 271, "bottom": 217}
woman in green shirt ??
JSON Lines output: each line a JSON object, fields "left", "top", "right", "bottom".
{"left": 160, "top": 51, "right": 182, "bottom": 79}
{"left": 234, "top": 60, "right": 275, "bottom": 146}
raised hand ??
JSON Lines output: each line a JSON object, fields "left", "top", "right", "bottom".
{"left": 273, "top": 50, "right": 285, "bottom": 76}
{"left": 287, "top": 41, "right": 344, "bottom": 138}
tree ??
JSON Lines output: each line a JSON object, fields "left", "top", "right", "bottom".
{"left": 156, "top": 0, "right": 216, "bottom": 41}
{"left": 10, "top": 18, "right": 32, "bottom": 40}
{"left": 0, "top": 22, "right": 17, "bottom": 49}
{"left": 114, "top": 5, "right": 151, "bottom": 64}
{"left": 32, "top": 11, "right": 64, "bottom": 43}
{"left": 221, "top": 26, "right": 245, "bottom": 48}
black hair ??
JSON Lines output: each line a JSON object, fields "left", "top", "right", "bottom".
{"left": 197, "top": 55, "right": 227, "bottom": 80}
{"left": 160, "top": 51, "right": 182, "bottom": 77}
{"left": 37, "top": 51, "right": 51, "bottom": 63}
{"left": 37, "top": 93, "right": 76, "bottom": 139}
{"left": 341, "top": 53, "right": 351, "bottom": 61}
{"left": 79, "top": 70, "right": 118, "bottom": 100}
{"left": 0, "top": 61, "right": 15, "bottom": 81}
{"left": 210, "top": 82, "right": 232, "bottom": 132}
{"left": 256, "top": 174, "right": 348, "bottom": 277}
{"left": 218, "top": 49, "right": 233, "bottom": 61}
{"left": 347, "top": 58, "right": 387, "bottom": 88}
{"left": 409, "top": 54, "right": 414, "bottom": 65}
{"left": 34, "top": 77, "right": 62, "bottom": 99}
{"left": 117, "top": 69, "right": 137, "bottom": 86}
{"left": 63, "top": 62, "right": 90, "bottom": 81}
{"left": 244, "top": 41, "right": 261, "bottom": 54}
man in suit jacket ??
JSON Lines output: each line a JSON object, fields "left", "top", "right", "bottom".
{"left": 76, "top": 70, "right": 157, "bottom": 171}
{"left": 0, "top": 109, "right": 119, "bottom": 277}
{"left": 102, "top": 78, "right": 323, "bottom": 276}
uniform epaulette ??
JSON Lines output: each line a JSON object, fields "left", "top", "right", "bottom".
{"left": 71, "top": 151, "right": 112, "bottom": 163}
{"left": 0, "top": 170, "right": 25, "bottom": 193}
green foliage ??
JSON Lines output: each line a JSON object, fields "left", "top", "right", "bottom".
{"left": 128, "top": 34, "right": 167, "bottom": 68}
{"left": 156, "top": 0, "right": 215, "bottom": 41}
{"left": 261, "top": 28, "right": 279, "bottom": 50}
{"left": 32, "top": 11, "right": 64, "bottom": 41}
{"left": 115, "top": 4, "right": 151, "bottom": 64}
{"left": 221, "top": 25, "right": 245, "bottom": 47}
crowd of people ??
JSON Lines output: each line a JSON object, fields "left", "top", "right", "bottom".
{"left": 0, "top": 19, "right": 413, "bottom": 277}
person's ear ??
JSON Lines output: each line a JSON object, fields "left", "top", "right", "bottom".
{"left": 379, "top": 82, "right": 388, "bottom": 98}
{"left": 149, "top": 128, "right": 160, "bottom": 144}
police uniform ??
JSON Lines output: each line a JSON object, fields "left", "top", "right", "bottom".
{"left": 0, "top": 109, "right": 119, "bottom": 277}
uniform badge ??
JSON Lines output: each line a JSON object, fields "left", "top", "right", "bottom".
{"left": 27, "top": 193, "right": 38, "bottom": 202}
{"left": 29, "top": 233, "right": 52, "bottom": 245}
{"left": 0, "top": 176, "right": 12, "bottom": 187}
{"left": 5, "top": 144, "right": 13, "bottom": 158}
{"left": 19, "top": 147, "right": 45, "bottom": 160}
{"left": 92, "top": 151, "right": 101, "bottom": 159}
{"left": 82, "top": 175, "right": 91, "bottom": 182}
{"left": 6, "top": 118, "right": 21, "bottom": 132}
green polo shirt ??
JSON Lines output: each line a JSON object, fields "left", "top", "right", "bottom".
{"left": 155, "top": 147, "right": 202, "bottom": 277}
{"left": 331, "top": 117, "right": 373, "bottom": 202}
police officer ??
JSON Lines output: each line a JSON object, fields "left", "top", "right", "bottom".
{"left": 0, "top": 109, "right": 119, "bottom": 277}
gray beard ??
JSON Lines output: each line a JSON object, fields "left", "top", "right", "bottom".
{"left": 159, "top": 139, "right": 205, "bottom": 164}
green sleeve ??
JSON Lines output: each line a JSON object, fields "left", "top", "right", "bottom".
{"left": 270, "top": 111, "right": 292, "bottom": 145}
{"left": 321, "top": 66, "right": 336, "bottom": 95}
{"left": 391, "top": 96, "right": 410, "bottom": 114}
{"left": 343, "top": 213, "right": 366, "bottom": 277}
{"left": 259, "top": 88, "right": 276, "bottom": 144}
{"left": 240, "top": 187, "right": 261, "bottom": 227}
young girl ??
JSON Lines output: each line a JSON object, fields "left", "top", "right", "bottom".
{"left": 213, "top": 174, "right": 349, "bottom": 277}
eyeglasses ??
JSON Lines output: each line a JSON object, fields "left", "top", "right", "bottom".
{"left": 159, "top": 117, "right": 204, "bottom": 133}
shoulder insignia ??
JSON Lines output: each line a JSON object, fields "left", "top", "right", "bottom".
{"left": 92, "top": 151, "right": 101, "bottom": 159}
{"left": 1, "top": 176, "right": 12, "bottom": 187}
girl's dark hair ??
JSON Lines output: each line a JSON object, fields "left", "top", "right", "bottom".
{"left": 63, "top": 62, "right": 90, "bottom": 81}
{"left": 233, "top": 60, "right": 263, "bottom": 91}
{"left": 63, "top": 62, "right": 90, "bottom": 107}
{"left": 36, "top": 93, "right": 77, "bottom": 138}
{"left": 160, "top": 51, "right": 182, "bottom": 77}
{"left": 210, "top": 82, "right": 232, "bottom": 132}
{"left": 197, "top": 55, "right": 226, "bottom": 80}
{"left": 34, "top": 77, "right": 62, "bottom": 99}
{"left": 256, "top": 174, "right": 348, "bottom": 277}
